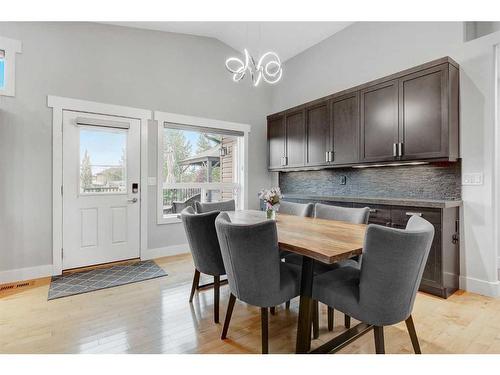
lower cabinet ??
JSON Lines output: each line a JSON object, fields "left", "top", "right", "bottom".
{"left": 379, "top": 205, "right": 459, "bottom": 298}
{"left": 286, "top": 198, "right": 460, "bottom": 298}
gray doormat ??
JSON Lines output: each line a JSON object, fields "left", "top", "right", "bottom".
{"left": 48, "top": 260, "right": 167, "bottom": 300}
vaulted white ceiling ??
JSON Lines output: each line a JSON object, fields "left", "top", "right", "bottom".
{"left": 104, "top": 22, "right": 353, "bottom": 62}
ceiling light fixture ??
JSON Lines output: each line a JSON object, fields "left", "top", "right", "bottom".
{"left": 225, "top": 49, "right": 282, "bottom": 87}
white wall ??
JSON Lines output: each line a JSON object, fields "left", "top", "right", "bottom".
{"left": 270, "top": 22, "right": 500, "bottom": 296}
{"left": 0, "top": 22, "right": 272, "bottom": 274}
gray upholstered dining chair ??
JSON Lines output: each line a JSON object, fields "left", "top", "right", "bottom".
{"left": 278, "top": 201, "right": 314, "bottom": 311}
{"left": 215, "top": 212, "right": 301, "bottom": 354}
{"left": 195, "top": 199, "right": 236, "bottom": 213}
{"left": 314, "top": 203, "right": 370, "bottom": 224}
{"left": 312, "top": 215, "right": 434, "bottom": 354}
{"left": 313, "top": 203, "right": 370, "bottom": 333}
{"left": 279, "top": 200, "right": 315, "bottom": 217}
{"left": 181, "top": 206, "right": 226, "bottom": 323}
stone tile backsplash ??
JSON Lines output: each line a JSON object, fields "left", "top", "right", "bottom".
{"left": 279, "top": 162, "right": 461, "bottom": 200}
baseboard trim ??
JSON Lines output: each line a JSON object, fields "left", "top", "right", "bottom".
{"left": 141, "top": 244, "right": 189, "bottom": 261}
{"left": 459, "top": 275, "right": 500, "bottom": 297}
{"left": 0, "top": 264, "right": 53, "bottom": 284}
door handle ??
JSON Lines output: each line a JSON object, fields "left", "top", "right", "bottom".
{"left": 128, "top": 198, "right": 138, "bottom": 203}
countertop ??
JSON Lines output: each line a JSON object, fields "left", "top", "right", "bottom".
{"left": 283, "top": 194, "right": 462, "bottom": 209}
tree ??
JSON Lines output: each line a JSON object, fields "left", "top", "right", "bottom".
{"left": 163, "top": 129, "right": 192, "bottom": 183}
{"left": 80, "top": 149, "right": 92, "bottom": 189}
{"left": 196, "top": 134, "right": 213, "bottom": 153}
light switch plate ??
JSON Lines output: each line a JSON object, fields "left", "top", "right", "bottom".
{"left": 462, "top": 173, "right": 483, "bottom": 185}
{"left": 148, "top": 177, "right": 157, "bottom": 186}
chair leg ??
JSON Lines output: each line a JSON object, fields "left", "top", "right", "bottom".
{"left": 189, "top": 269, "right": 200, "bottom": 302}
{"left": 221, "top": 293, "right": 236, "bottom": 339}
{"left": 405, "top": 315, "right": 422, "bottom": 354}
{"left": 285, "top": 300, "right": 291, "bottom": 310}
{"left": 261, "top": 307, "right": 269, "bottom": 354}
{"left": 270, "top": 306, "right": 276, "bottom": 315}
{"left": 344, "top": 314, "right": 351, "bottom": 329}
{"left": 214, "top": 275, "right": 220, "bottom": 323}
{"left": 312, "top": 300, "right": 319, "bottom": 339}
{"left": 327, "top": 307, "right": 334, "bottom": 331}
{"left": 373, "top": 326, "right": 385, "bottom": 354}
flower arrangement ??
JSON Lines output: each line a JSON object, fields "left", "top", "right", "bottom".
{"left": 259, "top": 187, "right": 283, "bottom": 219}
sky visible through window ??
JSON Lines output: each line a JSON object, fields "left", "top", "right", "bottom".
{"left": 80, "top": 128, "right": 126, "bottom": 172}
{"left": 0, "top": 58, "right": 5, "bottom": 89}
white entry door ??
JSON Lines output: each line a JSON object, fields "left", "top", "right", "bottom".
{"left": 62, "top": 110, "right": 141, "bottom": 269}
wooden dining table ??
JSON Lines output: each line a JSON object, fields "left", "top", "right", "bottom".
{"left": 226, "top": 210, "right": 368, "bottom": 354}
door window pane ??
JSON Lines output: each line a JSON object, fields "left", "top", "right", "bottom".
{"left": 80, "top": 127, "right": 127, "bottom": 194}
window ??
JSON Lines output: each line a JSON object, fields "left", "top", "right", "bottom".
{"left": 79, "top": 127, "right": 127, "bottom": 194}
{"left": 157, "top": 118, "right": 248, "bottom": 224}
{"left": 0, "top": 36, "right": 22, "bottom": 97}
{"left": 0, "top": 50, "right": 5, "bottom": 90}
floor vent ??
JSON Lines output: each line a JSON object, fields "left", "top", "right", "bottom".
{"left": 0, "top": 281, "right": 34, "bottom": 292}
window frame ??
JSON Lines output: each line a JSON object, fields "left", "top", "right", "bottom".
{"left": 0, "top": 36, "right": 22, "bottom": 97}
{"left": 155, "top": 111, "right": 250, "bottom": 225}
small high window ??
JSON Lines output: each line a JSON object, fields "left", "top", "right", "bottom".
{"left": 0, "top": 36, "right": 22, "bottom": 97}
{"left": 0, "top": 50, "right": 5, "bottom": 89}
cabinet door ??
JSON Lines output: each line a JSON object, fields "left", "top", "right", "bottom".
{"left": 305, "top": 101, "right": 330, "bottom": 166}
{"left": 399, "top": 64, "right": 448, "bottom": 159}
{"left": 267, "top": 115, "right": 285, "bottom": 169}
{"left": 285, "top": 109, "right": 306, "bottom": 168}
{"left": 360, "top": 80, "right": 399, "bottom": 162}
{"left": 331, "top": 92, "right": 359, "bottom": 165}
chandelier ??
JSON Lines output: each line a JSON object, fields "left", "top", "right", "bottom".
{"left": 225, "top": 49, "right": 282, "bottom": 87}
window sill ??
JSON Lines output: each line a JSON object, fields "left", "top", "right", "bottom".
{"left": 157, "top": 215, "right": 182, "bottom": 225}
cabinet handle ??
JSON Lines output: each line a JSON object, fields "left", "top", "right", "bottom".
{"left": 329, "top": 151, "right": 334, "bottom": 162}
{"left": 283, "top": 156, "right": 288, "bottom": 166}
{"left": 398, "top": 142, "right": 404, "bottom": 157}
{"left": 406, "top": 212, "right": 422, "bottom": 217}
{"left": 393, "top": 143, "right": 397, "bottom": 157}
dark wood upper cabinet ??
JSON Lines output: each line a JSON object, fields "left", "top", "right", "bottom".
{"left": 399, "top": 64, "right": 455, "bottom": 160}
{"left": 331, "top": 92, "right": 359, "bottom": 165}
{"left": 266, "top": 57, "right": 460, "bottom": 170}
{"left": 305, "top": 101, "right": 330, "bottom": 167}
{"left": 284, "top": 109, "right": 306, "bottom": 168}
{"left": 360, "top": 80, "right": 399, "bottom": 162}
{"left": 267, "top": 114, "right": 285, "bottom": 170}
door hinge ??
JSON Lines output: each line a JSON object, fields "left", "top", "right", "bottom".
{"left": 61, "top": 185, "right": 63, "bottom": 195}
{"left": 61, "top": 248, "right": 64, "bottom": 258}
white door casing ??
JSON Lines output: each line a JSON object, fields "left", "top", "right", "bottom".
{"left": 62, "top": 110, "right": 141, "bottom": 269}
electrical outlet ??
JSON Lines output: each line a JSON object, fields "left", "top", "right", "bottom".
{"left": 340, "top": 175, "right": 347, "bottom": 185}
{"left": 462, "top": 173, "right": 483, "bottom": 185}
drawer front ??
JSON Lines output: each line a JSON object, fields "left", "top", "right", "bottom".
{"left": 353, "top": 203, "right": 391, "bottom": 226}
{"left": 391, "top": 206, "right": 441, "bottom": 227}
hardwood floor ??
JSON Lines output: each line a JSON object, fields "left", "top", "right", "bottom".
{"left": 1, "top": 253, "right": 500, "bottom": 354}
